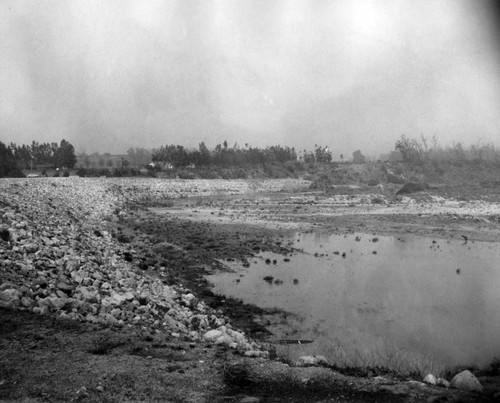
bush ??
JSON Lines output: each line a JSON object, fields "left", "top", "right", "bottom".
{"left": 62, "top": 169, "right": 70, "bottom": 177}
{"left": 386, "top": 172, "right": 405, "bottom": 184}
{"left": 310, "top": 173, "right": 334, "bottom": 191}
{"left": 53, "top": 170, "right": 60, "bottom": 177}
{"left": 197, "top": 169, "right": 219, "bottom": 179}
{"left": 219, "top": 169, "right": 234, "bottom": 180}
{"left": 177, "top": 170, "right": 196, "bottom": 179}
{"left": 396, "top": 182, "right": 429, "bottom": 195}
{"left": 285, "top": 161, "right": 296, "bottom": 174}
{"left": 263, "top": 163, "right": 288, "bottom": 178}
{"left": 76, "top": 167, "right": 110, "bottom": 177}
{"left": 234, "top": 168, "right": 247, "bottom": 179}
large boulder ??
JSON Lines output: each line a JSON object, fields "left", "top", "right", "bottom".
{"left": 450, "top": 370, "right": 483, "bottom": 392}
{"left": 203, "top": 329, "right": 223, "bottom": 342}
{"left": 0, "top": 288, "right": 21, "bottom": 303}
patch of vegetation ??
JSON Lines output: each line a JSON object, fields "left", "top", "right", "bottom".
{"left": 323, "top": 343, "right": 447, "bottom": 379}
{"left": 222, "top": 361, "right": 293, "bottom": 395}
{"left": 221, "top": 360, "right": 390, "bottom": 401}
{"left": 396, "top": 182, "right": 430, "bottom": 195}
{"left": 88, "top": 336, "right": 125, "bottom": 355}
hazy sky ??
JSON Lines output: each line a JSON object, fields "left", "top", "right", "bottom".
{"left": 1, "top": 0, "right": 499, "bottom": 156}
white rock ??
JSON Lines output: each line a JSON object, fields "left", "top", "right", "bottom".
{"left": 450, "top": 370, "right": 483, "bottom": 392}
{"left": 123, "top": 291, "right": 135, "bottom": 301}
{"left": 20, "top": 297, "right": 34, "bottom": 308}
{"left": 295, "top": 355, "right": 328, "bottom": 367}
{"left": 436, "top": 378, "right": 450, "bottom": 388}
{"left": 215, "top": 333, "right": 232, "bottom": 345}
{"left": 203, "top": 329, "right": 223, "bottom": 342}
{"left": 182, "top": 293, "right": 197, "bottom": 307}
{"left": 110, "top": 292, "right": 127, "bottom": 305}
{"left": 0, "top": 288, "right": 21, "bottom": 302}
{"left": 423, "top": 373, "right": 437, "bottom": 385}
{"left": 74, "top": 286, "right": 100, "bottom": 303}
{"left": 37, "top": 297, "right": 52, "bottom": 308}
{"left": 244, "top": 350, "right": 268, "bottom": 358}
{"left": 239, "top": 397, "right": 261, "bottom": 403}
{"left": 22, "top": 243, "right": 39, "bottom": 253}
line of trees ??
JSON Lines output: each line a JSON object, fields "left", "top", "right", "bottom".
{"left": 78, "top": 148, "right": 153, "bottom": 169}
{"left": 7, "top": 139, "right": 77, "bottom": 170}
{"left": 151, "top": 141, "right": 332, "bottom": 168}
{"left": 394, "top": 134, "right": 500, "bottom": 166}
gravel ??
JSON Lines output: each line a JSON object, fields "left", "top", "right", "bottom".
{"left": 0, "top": 177, "right": 297, "bottom": 355}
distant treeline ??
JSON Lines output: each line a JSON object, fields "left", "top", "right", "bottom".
{"left": 5, "top": 140, "right": 77, "bottom": 169}
{"left": 151, "top": 141, "right": 332, "bottom": 168}
{"left": 1, "top": 139, "right": 77, "bottom": 177}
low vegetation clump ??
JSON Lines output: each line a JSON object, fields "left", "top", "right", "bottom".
{"left": 88, "top": 336, "right": 125, "bottom": 355}
{"left": 395, "top": 182, "right": 430, "bottom": 195}
{"left": 222, "top": 361, "right": 335, "bottom": 399}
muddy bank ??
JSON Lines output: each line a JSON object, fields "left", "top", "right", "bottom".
{"left": 152, "top": 189, "right": 500, "bottom": 243}
{"left": 114, "top": 206, "right": 296, "bottom": 339}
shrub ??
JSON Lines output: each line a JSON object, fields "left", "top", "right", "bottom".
{"left": 177, "top": 170, "right": 196, "bottom": 179}
{"left": 386, "top": 172, "right": 405, "bottom": 184}
{"left": 88, "top": 337, "right": 124, "bottom": 355}
{"left": 62, "top": 169, "right": 70, "bottom": 177}
{"left": 234, "top": 168, "right": 247, "bottom": 179}
{"left": 396, "top": 182, "right": 429, "bottom": 195}
{"left": 219, "top": 169, "right": 234, "bottom": 180}
{"left": 198, "top": 169, "right": 219, "bottom": 179}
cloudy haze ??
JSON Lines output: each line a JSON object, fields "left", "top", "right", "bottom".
{"left": 1, "top": 0, "right": 499, "bottom": 157}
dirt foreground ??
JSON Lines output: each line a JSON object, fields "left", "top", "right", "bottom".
{"left": 1, "top": 177, "right": 500, "bottom": 402}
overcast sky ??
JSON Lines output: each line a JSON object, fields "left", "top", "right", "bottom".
{"left": 1, "top": 0, "right": 499, "bottom": 157}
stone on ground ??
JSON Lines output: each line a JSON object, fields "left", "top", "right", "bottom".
{"left": 450, "top": 370, "right": 483, "bottom": 393}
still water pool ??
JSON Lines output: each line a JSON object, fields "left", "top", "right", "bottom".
{"left": 206, "top": 231, "right": 500, "bottom": 369}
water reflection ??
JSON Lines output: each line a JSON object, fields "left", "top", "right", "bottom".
{"left": 206, "top": 231, "right": 500, "bottom": 368}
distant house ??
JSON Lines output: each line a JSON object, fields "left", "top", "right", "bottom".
{"left": 150, "top": 162, "right": 173, "bottom": 170}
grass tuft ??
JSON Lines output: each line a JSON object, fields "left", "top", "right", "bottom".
{"left": 88, "top": 337, "right": 124, "bottom": 355}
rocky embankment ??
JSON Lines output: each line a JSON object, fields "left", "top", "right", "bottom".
{"left": 0, "top": 178, "right": 305, "bottom": 355}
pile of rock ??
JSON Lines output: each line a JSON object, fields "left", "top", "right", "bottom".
{"left": 423, "top": 370, "right": 483, "bottom": 393}
{"left": 0, "top": 178, "right": 264, "bottom": 356}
